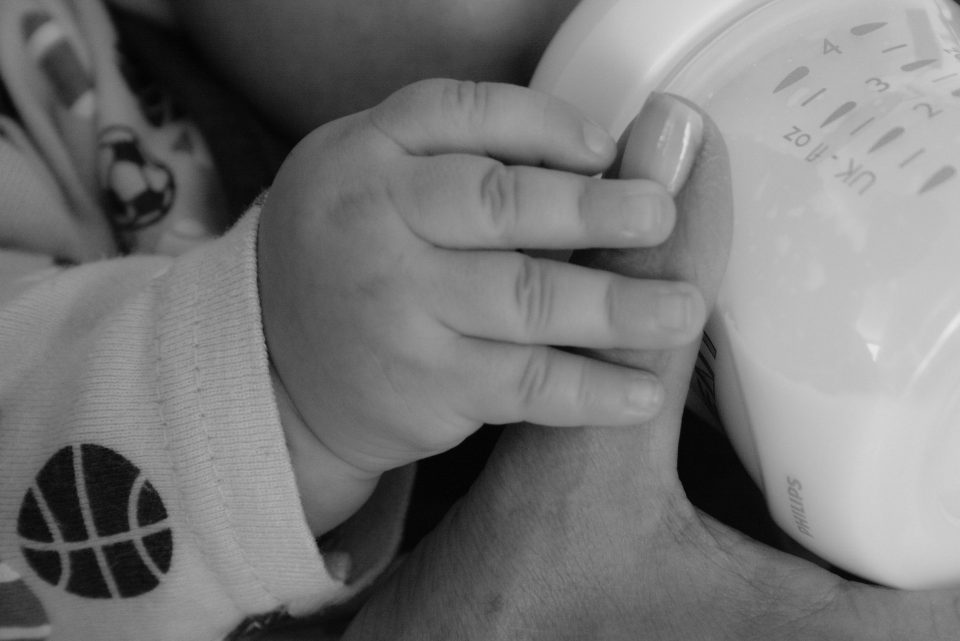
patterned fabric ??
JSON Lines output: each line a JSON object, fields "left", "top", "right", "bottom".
{"left": 0, "top": 560, "right": 51, "bottom": 641}
{"left": 0, "top": 2, "right": 412, "bottom": 639}
{"left": 17, "top": 444, "right": 173, "bottom": 600}
{"left": 0, "top": 0, "right": 225, "bottom": 260}
{"left": 0, "top": 209, "right": 355, "bottom": 641}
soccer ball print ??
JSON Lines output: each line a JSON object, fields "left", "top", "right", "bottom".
{"left": 98, "top": 125, "right": 176, "bottom": 232}
{"left": 17, "top": 444, "right": 173, "bottom": 599}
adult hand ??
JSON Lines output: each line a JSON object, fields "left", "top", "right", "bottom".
{"left": 337, "top": 95, "right": 960, "bottom": 640}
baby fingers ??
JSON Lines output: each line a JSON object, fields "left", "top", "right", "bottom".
{"left": 450, "top": 339, "right": 665, "bottom": 427}
{"left": 421, "top": 251, "right": 706, "bottom": 350}
{"left": 392, "top": 155, "right": 676, "bottom": 250}
{"left": 369, "top": 78, "right": 615, "bottom": 173}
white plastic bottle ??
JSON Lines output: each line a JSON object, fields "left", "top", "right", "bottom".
{"left": 533, "top": 0, "right": 960, "bottom": 589}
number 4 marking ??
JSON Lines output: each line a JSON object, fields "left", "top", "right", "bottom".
{"left": 824, "top": 39, "right": 843, "bottom": 55}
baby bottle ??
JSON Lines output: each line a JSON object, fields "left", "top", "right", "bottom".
{"left": 533, "top": 0, "right": 960, "bottom": 589}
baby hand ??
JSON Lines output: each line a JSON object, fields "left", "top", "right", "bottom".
{"left": 257, "top": 79, "right": 706, "bottom": 533}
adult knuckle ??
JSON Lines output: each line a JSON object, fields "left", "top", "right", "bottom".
{"left": 479, "top": 163, "right": 519, "bottom": 239}
{"left": 514, "top": 257, "right": 553, "bottom": 338}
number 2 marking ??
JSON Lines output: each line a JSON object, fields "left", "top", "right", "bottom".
{"left": 914, "top": 102, "right": 943, "bottom": 119}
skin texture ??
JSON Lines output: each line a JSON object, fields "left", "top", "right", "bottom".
{"left": 327, "top": 99, "right": 960, "bottom": 640}
{"left": 164, "top": 4, "right": 960, "bottom": 637}
{"left": 257, "top": 81, "right": 706, "bottom": 535}
{"left": 168, "top": 0, "right": 581, "bottom": 137}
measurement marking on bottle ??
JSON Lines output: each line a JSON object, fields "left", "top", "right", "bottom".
{"left": 821, "top": 101, "right": 857, "bottom": 128}
{"left": 900, "top": 149, "right": 926, "bottom": 167}
{"left": 802, "top": 88, "right": 828, "bottom": 107}
{"left": 934, "top": 73, "right": 959, "bottom": 83}
{"left": 869, "top": 127, "right": 906, "bottom": 153}
{"left": 774, "top": 66, "right": 810, "bottom": 93}
{"left": 850, "top": 117, "right": 876, "bottom": 136}
{"left": 851, "top": 22, "right": 888, "bottom": 36}
{"left": 919, "top": 166, "right": 957, "bottom": 195}
{"left": 882, "top": 44, "right": 909, "bottom": 53}
{"left": 902, "top": 59, "right": 939, "bottom": 72}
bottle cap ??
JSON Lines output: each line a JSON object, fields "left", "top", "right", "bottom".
{"left": 531, "top": 0, "right": 772, "bottom": 136}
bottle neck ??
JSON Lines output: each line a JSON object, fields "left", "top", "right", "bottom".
{"left": 531, "top": 0, "right": 777, "bottom": 135}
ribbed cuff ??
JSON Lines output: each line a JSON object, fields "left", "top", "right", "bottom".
{"left": 154, "top": 206, "right": 342, "bottom": 612}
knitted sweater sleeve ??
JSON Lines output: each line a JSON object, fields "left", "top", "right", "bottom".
{"left": 0, "top": 206, "right": 410, "bottom": 641}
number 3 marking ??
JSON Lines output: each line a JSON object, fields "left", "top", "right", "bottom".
{"left": 866, "top": 77, "right": 891, "bottom": 92}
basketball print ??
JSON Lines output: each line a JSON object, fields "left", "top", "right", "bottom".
{"left": 17, "top": 444, "right": 173, "bottom": 599}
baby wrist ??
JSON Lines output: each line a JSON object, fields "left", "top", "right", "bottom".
{"left": 269, "top": 364, "right": 381, "bottom": 536}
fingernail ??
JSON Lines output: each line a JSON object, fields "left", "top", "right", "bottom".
{"left": 583, "top": 119, "right": 615, "bottom": 158}
{"left": 621, "top": 93, "right": 704, "bottom": 196}
{"left": 657, "top": 290, "right": 694, "bottom": 331}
